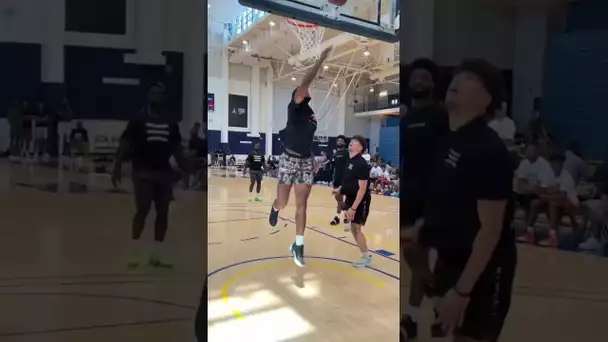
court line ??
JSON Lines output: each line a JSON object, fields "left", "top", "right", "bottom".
{"left": 208, "top": 255, "right": 399, "bottom": 281}
{"left": 0, "top": 317, "right": 192, "bottom": 337}
{"left": 220, "top": 259, "right": 387, "bottom": 320}
{"left": 209, "top": 217, "right": 267, "bottom": 224}
{"left": 215, "top": 207, "right": 400, "bottom": 262}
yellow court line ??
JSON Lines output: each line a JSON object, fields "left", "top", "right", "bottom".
{"left": 220, "top": 260, "right": 385, "bottom": 320}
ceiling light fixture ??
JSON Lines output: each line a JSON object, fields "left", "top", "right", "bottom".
{"left": 243, "top": 40, "right": 248, "bottom": 45}
{"left": 323, "top": 65, "right": 329, "bottom": 70}
{"left": 269, "top": 20, "right": 275, "bottom": 27}
{"left": 369, "top": 87, "right": 374, "bottom": 92}
{"left": 363, "top": 48, "right": 370, "bottom": 57}
{"left": 291, "top": 76, "right": 296, "bottom": 81}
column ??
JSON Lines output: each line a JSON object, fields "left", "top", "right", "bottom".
{"left": 249, "top": 66, "right": 260, "bottom": 137}
{"left": 220, "top": 48, "right": 229, "bottom": 144}
{"left": 130, "top": 0, "right": 164, "bottom": 63}
{"left": 41, "top": 0, "right": 64, "bottom": 84}
{"left": 336, "top": 82, "right": 347, "bottom": 135}
{"left": 400, "top": 0, "right": 435, "bottom": 62}
{"left": 512, "top": 10, "right": 548, "bottom": 128}
{"left": 181, "top": 0, "right": 205, "bottom": 136}
{"left": 265, "top": 67, "right": 274, "bottom": 155}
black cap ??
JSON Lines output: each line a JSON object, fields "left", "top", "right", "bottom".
{"left": 455, "top": 59, "right": 505, "bottom": 115}
{"left": 351, "top": 135, "right": 367, "bottom": 152}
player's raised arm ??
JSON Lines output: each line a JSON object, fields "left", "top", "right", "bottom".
{"left": 294, "top": 47, "right": 332, "bottom": 104}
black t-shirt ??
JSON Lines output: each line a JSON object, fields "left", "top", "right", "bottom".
{"left": 247, "top": 150, "right": 265, "bottom": 171}
{"left": 121, "top": 113, "right": 181, "bottom": 171}
{"left": 332, "top": 149, "right": 349, "bottom": 182}
{"left": 70, "top": 128, "right": 89, "bottom": 143}
{"left": 340, "top": 154, "right": 372, "bottom": 197}
{"left": 421, "top": 118, "right": 514, "bottom": 259}
{"left": 279, "top": 89, "right": 317, "bottom": 157}
{"left": 189, "top": 134, "right": 205, "bottom": 155}
{"left": 400, "top": 104, "right": 449, "bottom": 199}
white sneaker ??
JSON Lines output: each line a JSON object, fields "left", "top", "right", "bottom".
{"left": 579, "top": 237, "right": 602, "bottom": 251}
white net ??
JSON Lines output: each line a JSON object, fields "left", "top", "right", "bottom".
{"left": 286, "top": 19, "right": 325, "bottom": 62}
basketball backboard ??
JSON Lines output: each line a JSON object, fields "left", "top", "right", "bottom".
{"left": 238, "top": 0, "right": 399, "bottom": 42}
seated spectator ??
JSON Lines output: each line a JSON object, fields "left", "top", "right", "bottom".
{"left": 579, "top": 184, "right": 608, "bottom": 251}
{"left": 514, "top": 142, "right": 555, "bottom": 223}
{"left": 370, "top": 162, "right": 382, "bottom": 177}
{"left": 70, "top": 121, "right": 89, "bottom": 156}
{"left": 564, "top": 140, "right": 586, "bottom": 184}
{"left": 488, "top": 102, "right": 516, "bottom": 146}
{"left": 520, "top": 154, "right": 579, "bottom": 247}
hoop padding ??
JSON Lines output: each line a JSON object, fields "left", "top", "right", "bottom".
{"left": 286, "top": 19, "right": 325, "bottom": 62}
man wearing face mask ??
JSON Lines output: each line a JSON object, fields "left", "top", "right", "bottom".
{"left": 400, "top": 58, "right": 449, "bottom": 340}
{"left": 112, "top": 83, "right": 189, "bottom": 269}
{"left": 244, "top": 141, "right": 265, "bottom": 202}
{"left": 330, "top": 135, "right": 350, "bottom": 228}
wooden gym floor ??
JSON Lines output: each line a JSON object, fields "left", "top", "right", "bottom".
{"left": 0, "top": 161, "right": 205, "bottom": 342}
{"left": 2, "top": 161, "right": 608, "bottom": 341}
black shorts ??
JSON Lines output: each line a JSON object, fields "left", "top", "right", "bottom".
{"left": 250, "top": 169, "right": 264, "bottom": 182}
{"left": 345, "top": 195, "right": 371, "bottom": 225}
{"left": 332, "top": 179, "right": 342, "bottom": 189}
{"left": 434, "top": 246, "right": 516, "bottom": 340}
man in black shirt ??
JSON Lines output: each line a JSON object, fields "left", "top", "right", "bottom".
{"left": 404, "top": 59, "right": 516, "bottom": 341}
{"left": 112, "top": 84, "right": 188, "bottom": 269}
{"left": 400, "top": 58, "right": 449, "bottom": 339}
{"left": 333, "top": 135, "right": 372, "bottom": 267}
{"left": 245, "top": 142, "right": 265, "bottom": 201}
{"left": 268, "top": 46, "right": 331, "bottom": 268}
{"left": 330, "top": 135, "right": 350, "bottom": 227}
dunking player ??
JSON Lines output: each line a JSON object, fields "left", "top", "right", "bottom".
{"left": 330, "top": 135, "right": 349, "bottom": 228}
{"left": 268, "top": 46, "right": 332, "bottom": 267}
{"left": 404, "top": 59, "right": 516, "bottom": 341}
{"left": 112, "top": 84, "right": 188, "bottom": 269}
{"left": 332, "top": 135, "right": 372, "bottom": 266}
{"left": 400, "top": 58, "right": 449, "bottom": 339}
{"left": 244, "top": 141, "right": 265, "bottom": 201}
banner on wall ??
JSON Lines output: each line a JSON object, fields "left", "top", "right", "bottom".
{"left": 207, "top": 93, "right": 214, "bottom": 112}
{"left": 228, "top": 94, "right": 248, "bottom": 128}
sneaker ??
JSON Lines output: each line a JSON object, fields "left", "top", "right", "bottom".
{"left": 289, "top": 243, "right": 305, "bottom": 267}
{"left": 517, "top": 227, "right": 534, "bottom": 244}
{"left": 255, "top": 196, "right": 262, "bottom": 202}
{"left": 269, "top": 207, "right": 279, "bottom": 227}
{"left": 579, "top": 237, "right": 602, "bottom": 251}
{"left": 353, "top": 254, "right": 372, "bottom": 267}
{"left": 126, "top": 251, "right": 141, "bottom": 269}
{"left": 149, "top": 253, "right": 174, "bottom": 268}
{"left": 400, "top": 315, "right": 417, "bottom": 340}
{"left": 248, "top": 196, "right": 253, "bottom": 202}
{"left": 538, "top": 231, "right": 558, "bottom": 248}
{"left": 330, "top": 217, "right": 340, "bottom": 226}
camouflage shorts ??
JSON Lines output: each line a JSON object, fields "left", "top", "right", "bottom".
{"left": 277, "top": 153, "right": 315, "bottom": 185}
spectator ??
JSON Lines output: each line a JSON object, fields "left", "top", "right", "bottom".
{"left": 579, "top": 184, "right": 608, "bottom": 251}
{"left": 7, "top": 101, "right": 22, "bottom": 156}
{"left": 488, "top": 101, "right": 515, "bottom": 146}
{"left": 370, "top": 162, "right": 382, "bottom": 177}
{"left": 564, "top": 140, "right": 586, "bottom": 184}
{"left": 514, "top": 143, "right": 555, "bottom": 228}
{"left": 522, "top": 154, "right": 579, "bottom": 247}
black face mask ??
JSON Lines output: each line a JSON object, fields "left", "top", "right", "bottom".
{"left": 410, "top": 89, "right": 431, "bottom": 100}
{"left": 337, "top": 143, "right": 345, "bottom": 149}
{"left": 254, "top": 147, "right": 260, "bottom": 152}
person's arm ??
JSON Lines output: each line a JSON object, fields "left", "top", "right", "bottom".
{"left": 293, "top": 47, "right": 332, "bottom": 104}
{"left": 349, "top": 163, "right": 371, "bottom": 211}
{"left": 454, "top": 150, "right": 512, "bottom": 295}
{"left": 502, "top": 119, "right": 516, "bottom": 146}
{"left": 170, "top": 124, "right": 189, "bottom": 174}
{"left": 114, "top": 120, "right": 136, "bottom": 172}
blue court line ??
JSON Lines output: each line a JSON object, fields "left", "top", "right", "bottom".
{"left": 337, "top": 236, "right": 347, "bottom": 239}
{"left": 240, "top": 237, "right": 259, "bottom": 242}
{"left": 207, "top": 255, "right": 399, "bottom": 281}
{"left": 209, "top": 217, "right": 267, "bottom": 224}
{"left": 281, "top": 217, "right": 400, "bottom": 263}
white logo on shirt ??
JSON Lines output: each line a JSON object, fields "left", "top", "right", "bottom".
{"left": 444, "top": 148, "right": 460, "bottom": 168}
{"left": 146, "top": 122, "right": 170, "bottom": 143}
{"left": 348, "top": 164, "right": 353, "bottom": 170}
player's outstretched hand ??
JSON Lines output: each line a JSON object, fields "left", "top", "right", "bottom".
{"left": 320, "top": 46, "right": 332, "bottom": 60}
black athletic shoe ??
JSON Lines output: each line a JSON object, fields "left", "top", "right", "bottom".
{"left": 269, "top": 207, "right": 279, "bottom": 227}
{"left": 401, "top": 315, "right": 417, "bottom": 340}
{"left": 330, "top": 217, "right": 340, "bottom": 225}
{"left": 430, "top": 309, "right": 446, "bottom": 338}
{"left": 289, "top": 243, "right": 305, "bottom": 267}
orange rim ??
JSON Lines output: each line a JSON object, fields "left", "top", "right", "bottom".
{"left": 285, "top": 18, "right": 318, "bottom": 28}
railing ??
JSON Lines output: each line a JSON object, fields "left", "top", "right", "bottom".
{"left": 353, "top": 93, "right": 400, "bottom": 113}
{"left": 226, "top": 7, "right": 268, "bottom": 42}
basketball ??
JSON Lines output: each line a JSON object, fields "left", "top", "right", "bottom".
{"left": 328, "top": 0, "right": 347, "bottom": 6}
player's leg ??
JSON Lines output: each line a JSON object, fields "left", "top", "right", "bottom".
{"left": 349, "top": 196, "right": 372, "bottom": 267}
{"left": 128, "top": 176, "right": 154, "bottom": 268}
{"left": 149, "top": 178, "right": 173, "bottom": 268}
{"left": 248, "top": 170, "right": 256, "bottom": 201}
{"left": 255, "top": 171, "right": 263, "bottom": 201}
{"left": 269, "top": 154, "right": 294, "bottom": 227}
{"left": 289, "top": 156, "right": 315, "bottom": 267}
{"left": 330, "top": 182, "right": 343, "bottom": 226}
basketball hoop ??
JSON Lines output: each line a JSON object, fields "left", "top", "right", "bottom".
{"left": 286, "top": 19, "right": 325, "bottom": 62}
